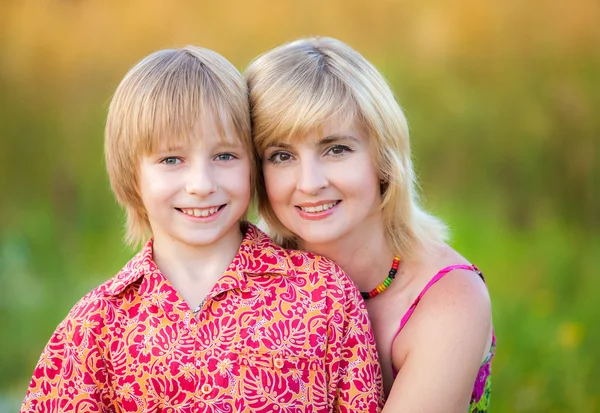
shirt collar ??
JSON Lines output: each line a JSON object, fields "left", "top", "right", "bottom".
{"left": 106, "top": 239, "right": 155, "bottom": 296}
{"left": 208, "top": 223, "right": 295, "bottom": 297}
{"left": 107, "top": 223, "right": 295, "bottom": 297}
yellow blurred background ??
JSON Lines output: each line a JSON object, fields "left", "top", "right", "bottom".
{"left": 1, "top": 0, "right": 598, "bottom": 411}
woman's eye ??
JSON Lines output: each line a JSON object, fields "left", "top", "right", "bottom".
{"left": 215, "top": 153, "right": 236, "bottom": 161}
{"left": 267, "top": 152, "right": 292, "bottom": 164}
{"left": 161, "top": 157, "right": 181, "bottom": 165}
{"left": 327, "top": 145, "right": 352, "bottom": 156}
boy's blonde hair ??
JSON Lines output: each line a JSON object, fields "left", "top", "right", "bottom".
{"left": 105, "top": 46, "right": 253, "bottom": 247}
{"left": 246, "top": 37, "right": 447, "bottom": 259}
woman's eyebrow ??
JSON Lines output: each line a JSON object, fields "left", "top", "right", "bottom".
{"left": 318, "top": 135, "right": 359, "bottom": 146}
{"left": 263, "top": 135, "right": 359, "bottom": 150}
{"left": 264, "top": 141, "right": 293, "bottom": 149}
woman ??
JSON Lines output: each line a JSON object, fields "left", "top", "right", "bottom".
{"left": 246, "top": 37, "right": 495, "bottom": 412}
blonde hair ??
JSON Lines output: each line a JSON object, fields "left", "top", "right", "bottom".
{"left": 246, "top": 37, "right": 447, "bottom": 259}
{"left": 105, "top": 46, "right": 253, "bottom": 247}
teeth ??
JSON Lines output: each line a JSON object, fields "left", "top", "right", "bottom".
{"left": 300, "top": 201, "right": 338, "bottom": 213}
{"left": 181, "top": 207, "right": 220, "bottom": 217}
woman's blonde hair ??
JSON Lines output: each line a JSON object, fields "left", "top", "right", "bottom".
{"left": 105, "top": 46, "right": 253, "bottom": 247}
{"left": 246, "top": 37, "right": 447, "bottom": 258}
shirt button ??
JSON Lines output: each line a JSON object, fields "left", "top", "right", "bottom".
{"left": 274, "top": 358, "right": 284, "bottom": 369}
{"left": 201, "top": 383, "right": 212, "bottom": 395}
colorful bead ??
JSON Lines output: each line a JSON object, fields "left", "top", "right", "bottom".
{"left": 360, "top": 256, "right": 400, "bottom": 300}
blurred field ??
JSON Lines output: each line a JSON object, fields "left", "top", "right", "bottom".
{"left": 1, "top": 1, "right": 598, "bottom": 411}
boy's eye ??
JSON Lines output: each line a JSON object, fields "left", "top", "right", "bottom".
{"left": 161, "top": 157, "right": 181, "bottom": 165}
{"left": 267, "top": 151, "right": 293, "bottom": 164}
{"left": 215, "top": 153, "right": 236, "bottom": 161}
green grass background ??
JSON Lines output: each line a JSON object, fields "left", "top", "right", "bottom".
{"left": 1, "top": 1, "right": 598, "bottom": 411}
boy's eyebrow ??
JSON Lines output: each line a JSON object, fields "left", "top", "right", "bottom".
{"left": 153, "top": 139, "right": 243, "bottom": 153}
{"left": 217, "top": 140, "right": 245, "bottom": 148}
{"left": 153, "top": 144, "right": 184, "bottom": 154}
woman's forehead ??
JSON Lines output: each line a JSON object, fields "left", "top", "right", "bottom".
{"left": 264, "top": 111, "right": 361, "bottom": 142}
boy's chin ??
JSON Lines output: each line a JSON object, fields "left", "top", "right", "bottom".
{"left": 175, "top": 226, "right": 243, "bottom": 247}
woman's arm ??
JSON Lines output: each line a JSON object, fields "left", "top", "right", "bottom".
{"left": 382, "top": 269, "right": 493, "bottom": 413}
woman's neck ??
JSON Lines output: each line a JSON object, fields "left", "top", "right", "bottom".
{"left": 300, "top": 222, "right": 396, "bottom": 292}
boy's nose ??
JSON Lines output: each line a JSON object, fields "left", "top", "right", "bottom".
{"left": 185, "top": 163, "right": 217, "bottom": 196}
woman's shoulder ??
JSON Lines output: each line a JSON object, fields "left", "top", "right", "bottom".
{"left": 387, "top": 245, "right": 494, "bottom": 413}
{"left": 415, "top": 264, "right": 492, "bottom": 332}
{"left": 399, "top": 243, "right": 492, "bottom": 358}
{"left": 412, "top": 243, "right": 490, "bottom": 323}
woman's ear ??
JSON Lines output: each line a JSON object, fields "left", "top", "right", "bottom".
{"left": 380, "top": 178, "right": 389, "bottom": 195}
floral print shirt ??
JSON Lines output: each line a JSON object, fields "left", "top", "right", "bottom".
{"left": 21, "top": 224, "right": 383, "bottom": 412}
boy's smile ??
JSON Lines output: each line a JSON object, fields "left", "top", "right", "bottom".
{"left": 177, "top": 205, "right": 226, "bottom": 220}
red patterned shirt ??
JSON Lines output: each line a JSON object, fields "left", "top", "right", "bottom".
{"left": 21, "top": 223, "right": 383, "bottom": 412}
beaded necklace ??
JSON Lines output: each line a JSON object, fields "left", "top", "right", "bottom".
{"left": 360, "top": 256, "right": 400, "bottom": 300}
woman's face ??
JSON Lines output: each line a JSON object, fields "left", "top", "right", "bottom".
{"left": 262, "top": 116, "right": 383, "bottom": 249}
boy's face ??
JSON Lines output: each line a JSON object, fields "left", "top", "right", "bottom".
{"left": 138, "top": 117, "right": 251, "bottom": 250}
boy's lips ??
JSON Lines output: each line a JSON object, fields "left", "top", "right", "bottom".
{"left": 176, "top": 204, "right": 226, "bottom": 218}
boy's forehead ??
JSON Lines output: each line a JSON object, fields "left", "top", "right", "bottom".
{"left": 147, "top": 114, "right": 245, "bottom": 152}
{"left": 151, "top": 132, "right": 244, "bottom": 152}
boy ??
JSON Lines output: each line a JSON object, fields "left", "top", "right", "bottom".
{"left": 21, "top": 46, "right": 383, "bottom": 412}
